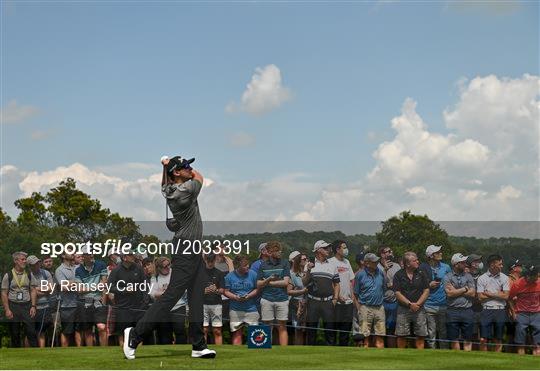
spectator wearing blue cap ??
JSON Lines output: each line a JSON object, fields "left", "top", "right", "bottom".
{"left": 419, "top": 245, "right": 451, "bottom": 349}
{"left": 378, "top": 246, "right": 401, "bottom": 348}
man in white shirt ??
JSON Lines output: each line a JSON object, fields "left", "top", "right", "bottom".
{"left": 328, "top": 240, "right": 355, "bottom": 346}
{"left": 477, "top": 254, "right": 510, "bottom": 352}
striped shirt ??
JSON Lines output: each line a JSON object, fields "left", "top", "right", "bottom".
{"left": 307, "top": 259, "right": 340, "bottom": 298}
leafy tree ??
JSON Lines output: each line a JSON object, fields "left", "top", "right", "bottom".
{"left": 375, "top": 211, "right": 453, "bottom": 258}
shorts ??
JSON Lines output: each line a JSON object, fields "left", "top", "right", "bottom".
{"left": 515, "top": 312, "right": 540, "bottom": 345}
{"left": 480, "top": 309, "right": 507, "bottom": 340}
{"left": 59, "top": 307, "right": 79, "bottom": 335}
{"left": 229, "top": 310, "right": 260, "bottom": 332}
{"left": 78, "top": 305, "right": 108, "bottom": 331}
{"left": 359, "top": 305, "right": 386, "bottom": 337}
{"left": 446, "top": 307, "right": 474, "bottom": 341}
{"left": 203, "top": 304, "right": 223, "bottom": 327}
{"left": 260, "top": 298, "right": 289, "bottom": 322}
{"left": 34, "top": 307, "right": 53, "bottom": 334}
{"left": 383, "top": 301, "right": 398, "bottom": 332}
{"left": 396, "top": 306, "right": 428, "bottom": 337}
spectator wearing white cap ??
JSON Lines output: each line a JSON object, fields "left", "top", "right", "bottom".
{"left": 287, "top": 251, "right": 308, "bottom": 345}
{"left": 27, "top": 255, "right": 54, "bottom": 348}
{"left": 419, "top": 245, "right": 451, "bottom": 349}
{"left": 444, "top": 253, "right": 476, "bottom": 351}
{"left": 328, "top": 240, "right": 355, "bottom": 346}
{"left": 302, "top": 240, "right": 340, "bottom": 345}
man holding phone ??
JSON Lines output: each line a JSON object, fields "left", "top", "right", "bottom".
{"left": 419, "top": 245, "right": 451, "bottom": 349}
{"left": 257, "top": 241, "right": 291, "bottom": 346}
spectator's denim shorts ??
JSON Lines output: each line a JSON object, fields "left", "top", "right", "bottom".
{"left": 515, "top": 312, "right": 540, "bottom": 345}
{"left": 480, "top": 309, "right": 507, "bottom": 340}
{"left": 446, "top": 307, "right": 474, "bottom": 341}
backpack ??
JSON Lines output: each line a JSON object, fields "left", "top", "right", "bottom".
{"left": 7, "top": 269, "right": 31, "bottom": 291}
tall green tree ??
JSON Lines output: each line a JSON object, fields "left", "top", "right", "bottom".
{"left": 375, "top": 211, "right": 452, "bottom": 258}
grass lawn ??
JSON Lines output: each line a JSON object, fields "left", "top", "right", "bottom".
{"left": 1, "top": 345, "right": 538, "bottom": 370}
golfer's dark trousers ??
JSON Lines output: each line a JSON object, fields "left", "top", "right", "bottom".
{"left": 8, "top": 301, "right": 38, "bottom": 347}
{"left": 333, "top": 303, "right": 353, "bottom": 346}
{"left": 134, "top": 237, "right": 207, "bottom": 350}
{"left": 306, "top": 298, "right": 334, "bottom": 346}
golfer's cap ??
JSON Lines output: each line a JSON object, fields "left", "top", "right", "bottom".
{"left": 166, "top": 156, "right": 195, "bottom": 174}
{"left": 258, "top": 243, "right": 267, "bottom": 253}
{"left": 426, "top": 245, "right": 442, "bottom": 258}
{"left": 451, "top": 253, "right": 468, "bottom": 265}
{"left": 313, "top": 240, "right": 330, "bottom": 252}
{"left": 289, "top": 251, "right": 301, "bottom": 262}
{"left": 364, "top": 253, "right": 380, "bottom": 263}
{"left": 508, "top": 259, "right": 522, "bottom": 270}
{"left": 27, "top": 255, "right": 40, "bottom": 265}
{"left": 466, "top": 254, "right": 482, "bottom": 265}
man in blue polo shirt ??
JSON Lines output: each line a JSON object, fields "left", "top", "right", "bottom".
{"left": 354, "top": 253, "right": 386, "bottom": 348}
{"left": 257, "top": 241, "right": 290, "bottom": 346}
{"left": 419, "top": 245, "right": 451, "bottom": 349}
{"left": 75, "top": 246, "right": 108, "bottom": 346}
{"left": 224, "top": 255, "right": 260, "bottom": 345}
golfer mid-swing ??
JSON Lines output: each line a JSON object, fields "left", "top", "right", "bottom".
{"left": 123, "top": 156, "right": 216, "bottom": 359}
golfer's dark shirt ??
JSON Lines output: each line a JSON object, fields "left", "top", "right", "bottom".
{"left": 162, "top": 179, "right": 203, "bottom": 241}
{"left": 393, "top": 268, "right": 429, "bottom": 306}
{"left": 108, "top": 263, "right": 147, "bottom": 309}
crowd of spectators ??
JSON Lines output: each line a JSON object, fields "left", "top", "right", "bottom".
{"left": 1, "top": 240, "right": 538, "bottom": 356}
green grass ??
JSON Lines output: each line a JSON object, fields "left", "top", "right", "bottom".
{"left": 0, "top": 345, "right": 538, "bottom": 370}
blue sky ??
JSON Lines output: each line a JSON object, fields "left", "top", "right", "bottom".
{"left": 1, "top": 1, "right": 539, "bottom": 222}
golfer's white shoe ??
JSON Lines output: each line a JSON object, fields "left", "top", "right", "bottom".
{"left": 123, "top": 327, "right": 137, "bottom": 360}
{"left": 191, "top": 348, "right": 217, "bottom": 358}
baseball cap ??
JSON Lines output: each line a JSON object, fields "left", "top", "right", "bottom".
{"left": 258, "top": 243, "right": 267, "bottom": 256}
{"left": 27, "top": 255, "right": 40, "bottom": 265}
{"left": 525, "top": 265, "right": 538, "bottom": 277}
{"left": 81, "top": 243, "right": 93, "bottom": 255}
{"left": 425, "top": 245, "right": 442, "bottom": 258}
{"left": 508, "top": 259, "right": 522, "bottom": 270}
{"left": 466, "top": 254, "right": 482, "bottom": 265}
{"left": 451, "top": 253, "right": 468, "bottom": 265}
{"left": 364, "top": 253, "right": 380, "bottom": 263}
{"left": 166, "top": 156, "right": 195, "bottom": 174}
{"left": 108, "top": 246, "right": 120, "bottom": 256}
{"left": 289, "top": 251, "right": 301, "bottom": 262}
{"left": 313, "top": 240, "right": 330, "bottom": 252}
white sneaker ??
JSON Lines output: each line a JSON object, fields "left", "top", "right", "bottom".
{"left": 123, "top": 327, "right": 137, "bottom": 360}
{"left": 191, "top": 348, "right": 216, "bottom": 358}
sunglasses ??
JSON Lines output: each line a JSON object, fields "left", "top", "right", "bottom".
{"left": 161, "top": 264, "right": 171, "bottom": 269}
{"left": 383, "top": 250, "right": 392, "bottom": 254}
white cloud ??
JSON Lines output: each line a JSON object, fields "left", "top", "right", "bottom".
{"left": 1, "top": 100, "right": 39, "bottom": 124}
{"left": 2, "top": 75, "right": 538, "bottom": 223}
{"left": 496, "top": 185, "right": 522, "bottom": 201}
{"left": 226, "top": 64, "right": 291, "bottom": 116}
{"left": 229, "top": 132, "right": 255, "bottom": 147}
